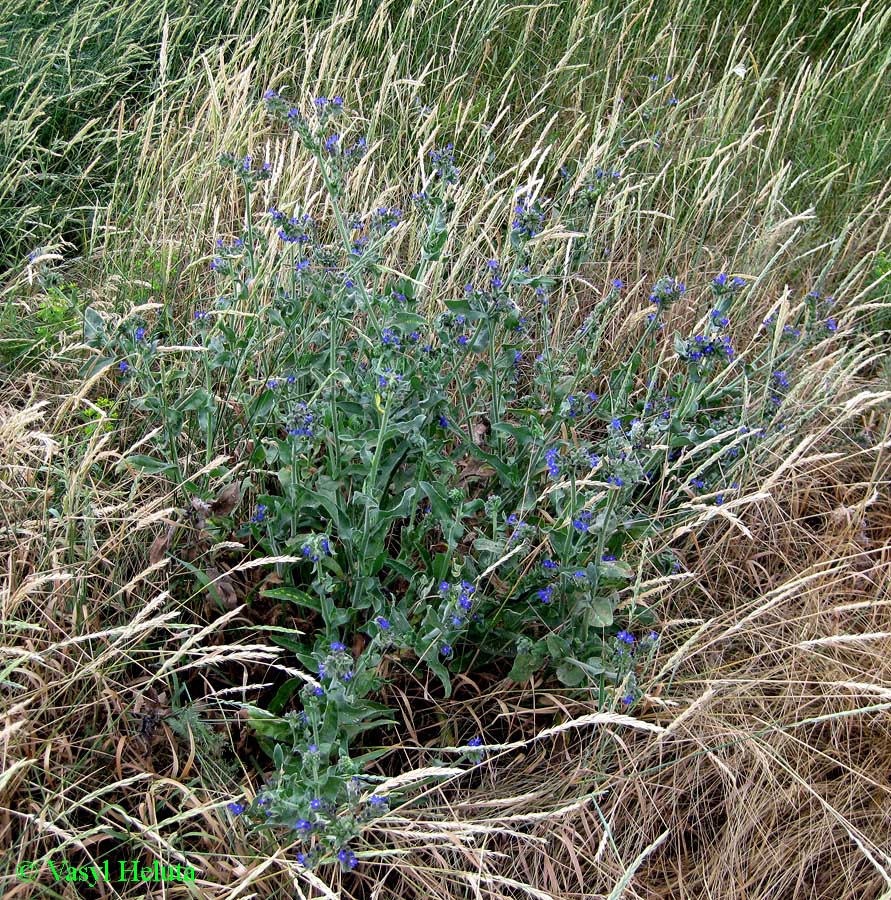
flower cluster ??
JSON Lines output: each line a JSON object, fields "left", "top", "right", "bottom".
{"left": 429, "top": 144, "right": 460, "bottom": 185}
{"left": 371, "top": 206, "right": 403, "bottom": 233}
{"left": 218, "top": 152, "right": 271, "bottom": 192}
{"left": 288, "top": 401, "right": 317, "bottom": 440}
{"left": 271, "top": 209, "right": 315, "bottom": 245}
{"left": 575, "top": 169, "right": 622, "bottom": 208}
{"left": 511, "top": 195, "right": 546, "bottom": 240}
{"left": 649, "top": 275, "right": 686, "bottom": 309}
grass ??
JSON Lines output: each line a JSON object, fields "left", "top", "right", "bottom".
{"left": 2, "top": 0, "right": 890, "bottom": 897}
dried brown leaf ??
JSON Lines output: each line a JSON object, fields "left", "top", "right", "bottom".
{"left": 206, "top": 566, "right": 239, "bottom": 609}
{"left": 210, "top": 482, "right": 241, "bottom": 517}
{"left": 148, "top": 526, "right": 173, "bottom": 565}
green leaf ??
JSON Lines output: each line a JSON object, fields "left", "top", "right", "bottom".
{"left": 419, "top": 481, "right": 453, "bottom": 522}
{"left": 262, "top": 586, "right": 324, "bottom": 615}
{"left": 470, "top": 322, "right": 490, "bottom": 353}
{"left": 80, "top": 357, "right": 117, "bottom": 380}
{"left": 444, "top": 299, "right": 485, "bottom": 321}
{"left": 121, "top": 454, "right": 177, "bottom": 475}
{"left": 556, "top": 662, "right": 587, "bottom": 687}
{"left": 491, "top": 422, "right": 535, "bottom": 448}
{"left": 473, "top": 536, "right": 504, "bottom": 555}
{"left": 83, "top": 306, "right": 106, "bottom": 344}
{"left": 268, "top": 679, "right": 302, "bottom": 715}
{"left": 381, "top": 486, "right": 416, "bottom": 521}
{"left": 545, "top": 634, "right": 570, "bottom": 658}
{"left": 394, "top": 311, "right": 428, "bottom": 328}
{"left": 586, "top": 594, "right": 616, "bottom": 627}
{"left": 425, "top": 655, "right": 452, "bottom": 697}
{"left": 509, "top": 652, "right": 541, "bottom": 682}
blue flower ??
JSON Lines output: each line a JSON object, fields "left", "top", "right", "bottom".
{"left": 537, "top": 585, "right": 554, "bottom": 604}
{"left": 440, "top": 644, "right": 453, "bottom": 657}
{"left": 337, "top": 848, "right": 358, "bottom": 869}
{"left": 487, "top": 259, "right": 499, "bottom": 270}
{"left": 330, "top": 641, "right": 347, "bottom": 652}
{"left": 439, "top": 414, "right": 449, "bottom": 428}
{"left": 616, "top": 630, "right": 635, "bottom": 644}
{"left": 439, "top": 581, "right": 450, "bottom": 593}
{"left": 135, "top": 327, "right": 146, "bottom": 341}
{"left": 227, "top": 802, "right": 245, "bottom": 815}
{"left": 457, "top": 335, "right": 469, "bottom": 346}
{"left": 610, "top": 418, "right": 622, "bottom": 431}
{"left": 621, "top": 693, "right": 634, "bottom": 705}
{"left": 375, "top": 616, "right": 390, "bottom": 630}
{"left": 542, "top": 559, "right": 558, "bottom": 570}
{"left": 544, "top": 447, "right": 560, "bottom": 479}
{"left": 119, "top": 360, "right": 129, "bottom": 373}
{"left": 295, "top": 818, "right": 313, "bottom": 832}
{"left": 252, "top": 504, "right": 267, "bottom": 523}
{"left": 826, "top": 318, "right": 838, "bottom": 332}
{"left": 467, "top": 736, "right": 483, "bottom": 747}
{"left": 612, "top": 279, "right": 623, "bottom": 289}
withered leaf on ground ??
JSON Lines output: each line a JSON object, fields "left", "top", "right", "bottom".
{"left": 190, "top": 497, "right": 211, "bottom": 530}
{"left": 206, "top": 566, "right": 239, "bottom": 609}
{"left": 148, "top": 526, "right": 174, "bottom": 565}
{"left": 210, "top": 482, "right": 241, "bottom": 517}
{"left": 457, "top": 455, "right": 496, "bottom": 486}
{"left": 471, "top": 417, "right": 491, "bottom": 446}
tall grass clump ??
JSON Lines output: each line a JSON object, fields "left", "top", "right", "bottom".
{"left": 2, "top": 0, "right": 890, "bottom": 897}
